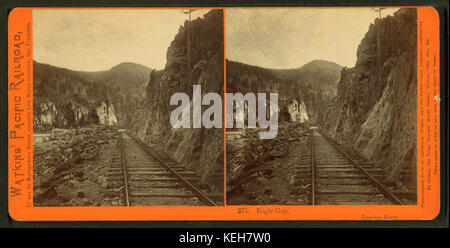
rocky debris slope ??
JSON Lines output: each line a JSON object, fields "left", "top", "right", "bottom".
{"left": 226, "top": 123, "right": 310, "bottom": 205}
{"left": 323, "top": 9, "right": 417, "bottom": 189}
{"left": 226, "top": 59, "right": 342, "bottom": 124}
{"left": 131, "top": 10, "right": 224, "bottom": 191}
{"left": 33, "top": 126, "right": 118, "bottom": 206}
{"left": 33, "top": 61, "right": 152, "bottom": 130}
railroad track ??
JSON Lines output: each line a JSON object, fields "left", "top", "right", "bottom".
{"left": 296, "top": 128, "right": 411, "bottom": 205}
{"left": 106, "top": 131, "right": 219, "bottom": 206}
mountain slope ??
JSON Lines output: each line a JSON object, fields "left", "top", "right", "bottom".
{"left": 130, "top": 10, "right": 224, "bottom": 190}
{"left": 323, "top": 9, "right": 417, "bottom": 188}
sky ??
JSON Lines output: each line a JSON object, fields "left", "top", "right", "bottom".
{"left": 33, "top": 9, "right": 212, "bottom": 71}
{"left": 226, "top": 8, "right": 399, "bottom": 69}
{"left": 34, "top": 8, "right": 400, "bottom": 71}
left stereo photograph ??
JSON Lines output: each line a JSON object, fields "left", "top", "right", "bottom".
{"left": 32, "top": 9, "right": 225, "bottom": 206}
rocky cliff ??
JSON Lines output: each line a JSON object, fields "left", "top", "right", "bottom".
{"left": 226, "top": 59, "right": 342, "bottom": 124}
{"left": 33, "top": 61, "right": 152, "bottom": 130}
{"left": 323, "top": 9, "right": 417, "bottom": 187}
{"left": 131, "top": 10, "right": 224, "bottom": 190}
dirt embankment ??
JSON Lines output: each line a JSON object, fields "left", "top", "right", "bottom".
{"left": 33, "top": 126, "right": 118, "bottom": 206}
{"left": 226, "top": 122, "right": 310, "bottom": 205}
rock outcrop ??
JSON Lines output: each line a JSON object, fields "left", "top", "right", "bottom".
{"left": 33, "top": 61, "right": 151, "bottom": 130}
{"left": 287, "top": 99, "right": 309, "bottom": 123}
{"left": 226, "top": 59, "right": 342, "bottom": 125}
{"left": 95, "top": 102, "right": 118, "bottom": 126}
{"left": 323, "top": 9, "right": 417, "bottom": 187}
{"left": 131, "top": 10, "right": 224, "bottom": 190}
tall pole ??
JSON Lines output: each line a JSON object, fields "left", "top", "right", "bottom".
{"left": 370, "top": 8, "right": 386, "bottom": 76}
{"left": 181, "top": 10, "right": 197, "bottom": 72}
{"left": 370, "top": 8, "right": 386, "bottom": 20}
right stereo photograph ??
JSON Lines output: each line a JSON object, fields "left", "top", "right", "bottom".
{"left": 225, "top": 7, "right": 418, "bottom": 206}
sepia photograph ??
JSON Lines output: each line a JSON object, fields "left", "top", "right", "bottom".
{"left": 32, "top": 8, "right": 224, "bottom": 206}
{"left": 225, "top": 8, "right": 418, "bottom": 205}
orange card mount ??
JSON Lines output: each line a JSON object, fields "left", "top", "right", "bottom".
{"left": 8, "top": 6, "right": 440, "bottom": 221}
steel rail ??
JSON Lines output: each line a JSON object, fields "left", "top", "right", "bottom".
{"left": 119, "top": 132, "right": 131, "bottom": 206}
{"left": 127, "top": 133, "right": 218, "bottom": 206}
{"left": 310, "top": 129, "right": 316, "bottom": 205}
{"left": 318, "top": 130, "right": 405, "bottom": 205}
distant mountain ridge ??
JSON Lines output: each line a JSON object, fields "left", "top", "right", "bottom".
{"left": 33, "top": 60, "right": 152, "bottom": 130}
{"left": 226, "top": 59, "right": 343, "bottom": 124}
